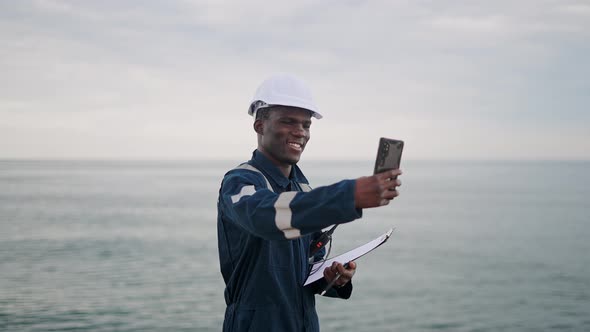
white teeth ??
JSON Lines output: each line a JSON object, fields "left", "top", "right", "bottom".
{"left": 288, "top": 142, "right": 302, "bottom": 150}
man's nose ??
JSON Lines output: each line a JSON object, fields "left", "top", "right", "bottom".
{"left": 292, "top": 125, "right": 307, "bottom": 137}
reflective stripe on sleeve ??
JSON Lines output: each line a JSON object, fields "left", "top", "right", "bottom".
{"left": 299, "top": 183, "right": 312, "bottom": 192}
{"left": 231, "top": 185, "right": 256, "bottom": 204}
{"left": 274, "top": 191, "right": 301, "bottom": 239}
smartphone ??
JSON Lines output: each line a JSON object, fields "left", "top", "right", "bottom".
{"left": 373, "top": 137, "right": 404, "bottom": 176}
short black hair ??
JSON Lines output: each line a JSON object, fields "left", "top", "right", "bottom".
{"left": 255, "top": 107, "right": 272, "bottom": 121}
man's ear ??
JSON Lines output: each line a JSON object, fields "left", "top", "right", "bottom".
{"left": 253, "top": 119, "right": 264, "bottom": 135}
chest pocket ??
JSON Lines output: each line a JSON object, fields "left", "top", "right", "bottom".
{"left": 263, "top": 240, "right": 294, "bottom": 270}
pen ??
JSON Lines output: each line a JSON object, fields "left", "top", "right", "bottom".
{"left": 320, "top": 262, "right": 349, "bottom": 296}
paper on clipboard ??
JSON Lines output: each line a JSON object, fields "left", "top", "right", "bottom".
{"left": 304, "top": 228, "right": 394, "bottom": 286}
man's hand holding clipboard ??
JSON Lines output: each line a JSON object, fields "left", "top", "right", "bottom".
{"left": 320, "top": 261, "right": 356, "bottom": 295}
{"left": 305, "top": 228, "right": 395, "bottom": 287}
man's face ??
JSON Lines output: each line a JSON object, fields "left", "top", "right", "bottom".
{"left": 256, "top": 106, "right": 312, "bottom": 167}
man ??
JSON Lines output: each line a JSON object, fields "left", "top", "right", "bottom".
{"left": 217, "top": 73, "right": 402, "bottom": 331}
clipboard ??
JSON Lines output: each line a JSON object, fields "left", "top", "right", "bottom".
{"left": 304, "top": 228, "right": 394, "bottom": 286}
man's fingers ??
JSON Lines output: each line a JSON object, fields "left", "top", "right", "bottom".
{"left": 331, "top": 261, "right": 339, "bottom": 271}
{"left": 324, "top": 266, "right": 335, "bottom": 279}
{"left": 385, "top": 190, "right": 399, "bottom": 201}
{"left": 377, "top": 170, "right": 402, "bottom": 189}
{"left": 323, "top": 262, "right": 357, "bottom": 286}
{"left": 355, "top": 169, "right": 402, "bottom": 209}
{"left": 330, "top": 262, "right": 354, "bottom": 274}
{"left": 388, "top": 169, "right": 402, "bottom": 179}
{"left": 339, "top": 262, "right": 356, "bottom": 282}
{"left": 377, "top": 169, "right": 401, "bottom": 180}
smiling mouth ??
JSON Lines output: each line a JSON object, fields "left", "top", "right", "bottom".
{"left": 287, "top": 142, "right": 303, "bottom": 151}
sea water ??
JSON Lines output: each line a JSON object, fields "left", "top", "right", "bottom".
{"left": 1, "top": 160, "right": 589, "bottom": 331}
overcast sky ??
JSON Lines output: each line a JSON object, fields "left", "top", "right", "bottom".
{"left": 1, "top": 0, "right": 588, "bottom": 161}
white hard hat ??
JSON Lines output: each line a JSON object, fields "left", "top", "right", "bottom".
{"left": 248, "top": 73, "right": 322, "bottom": 119}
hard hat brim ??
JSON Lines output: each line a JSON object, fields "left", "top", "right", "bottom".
{"left": 248, "top": 101, "right": 322, "bottom": 119}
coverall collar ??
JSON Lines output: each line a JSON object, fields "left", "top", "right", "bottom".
{"left": 250, "top": 149, "right": 306, "bottom": 190}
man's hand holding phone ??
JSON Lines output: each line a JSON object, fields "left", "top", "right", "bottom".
{"left": 354, "top": 169, "right": 402, "bottom": 208}
{"left": 354, "top": 137, "right": 404, "bottom": 209}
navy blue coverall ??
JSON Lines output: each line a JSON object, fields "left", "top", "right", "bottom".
{"left": 217, "top": 150, "right": 363, "bottom": 331}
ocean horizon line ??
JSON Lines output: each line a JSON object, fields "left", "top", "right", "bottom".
{"left": 0, "top": 157, "right": 588, "bottom": 163}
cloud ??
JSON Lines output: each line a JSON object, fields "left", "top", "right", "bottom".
{"left": 0, "top": 0, "right": 588, "bottom": 160}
